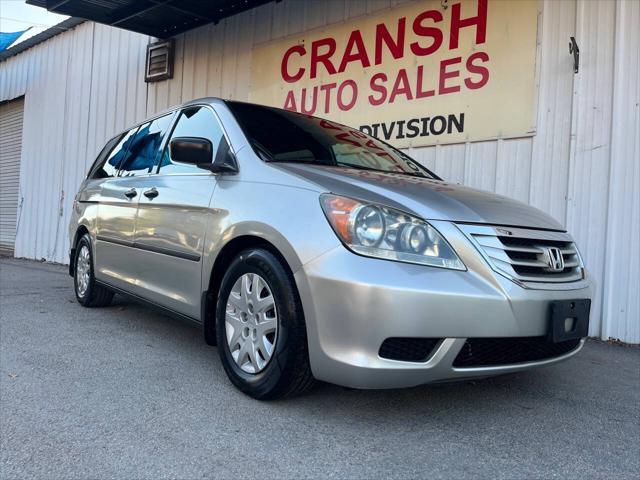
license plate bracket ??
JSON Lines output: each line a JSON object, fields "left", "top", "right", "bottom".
{"left": 548, "top": 299, "right": 590, "bottom": 343}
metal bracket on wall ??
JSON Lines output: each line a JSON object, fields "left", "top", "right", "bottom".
{"left": 569, "top": 36, "right": 579, "bottom": 74}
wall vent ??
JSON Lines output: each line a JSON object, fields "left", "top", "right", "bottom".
{"left": 145, "top": 40, "right": 174, "bottom": 82}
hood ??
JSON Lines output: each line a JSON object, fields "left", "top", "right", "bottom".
{"left": 274, "top": 163, "right": 564, "bottom": 231}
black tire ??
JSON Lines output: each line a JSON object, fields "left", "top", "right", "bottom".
{"left": 215, "top": 248, "right": 315, "bottom": 400}
{"left": 74, "top": 233, "right": 114, "bottom": 308}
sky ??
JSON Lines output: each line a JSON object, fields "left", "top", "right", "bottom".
{"left": 0, "top": 0, "right": 69, "bottom": 46}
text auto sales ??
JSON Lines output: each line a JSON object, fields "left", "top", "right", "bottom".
{"left": 279, "top": 0, "right": 488, "bottom": 140}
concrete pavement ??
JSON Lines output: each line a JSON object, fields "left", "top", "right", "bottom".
{"left": 1, "top": 258, "right": 638, "bottom": 479}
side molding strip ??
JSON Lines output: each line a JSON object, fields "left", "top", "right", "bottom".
{"left": 96, "top": 235, "right": 201, "bottom": 262}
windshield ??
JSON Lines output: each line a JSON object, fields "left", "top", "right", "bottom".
{"left": 226, "top": 101, "right": 437, "bottom": 179}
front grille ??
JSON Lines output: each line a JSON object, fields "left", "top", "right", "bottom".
{"left": 461, "top": 225, "right": 583, "bottom": 284}
{"left": 379, "top": 338, "right": 441, "bottom": 362}
{"left": 453, "top": 336, "right": 581, "bottom": 367}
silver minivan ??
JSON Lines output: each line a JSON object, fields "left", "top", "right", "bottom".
{"left": 69, "top": 98, "right": 593, "bottom": 399}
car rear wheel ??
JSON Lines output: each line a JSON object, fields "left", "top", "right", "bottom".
{"left": 74, "top": 233, "right": 114, "bottom": 307}
{"left": 215, "top": 248, "right": 315, "bottom": 399}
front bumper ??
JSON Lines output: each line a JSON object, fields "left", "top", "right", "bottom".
{"left": 295, "top": 221, "right": 594, "bottom": 389}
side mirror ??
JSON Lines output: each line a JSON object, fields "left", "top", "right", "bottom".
{"left": 198, "top": 153, "right": 238, "bottom": 174}
{"left": 169, "top": 137, "right": 212, "bottom": 165}
{"left": 169, "top": 136, "right": 238, "bottom": 174}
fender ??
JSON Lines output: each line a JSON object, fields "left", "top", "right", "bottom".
{"left": 201, "top": 220, "right": 304, "bottom": 297}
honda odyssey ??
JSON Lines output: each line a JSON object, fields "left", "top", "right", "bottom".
{"left": 69, "top": 98, "right": 593, "bottom": 399}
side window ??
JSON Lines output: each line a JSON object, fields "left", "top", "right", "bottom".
{"left": 92, "top": 127, "right": 139, "bottom": 179}
{"left": 159, "top": 107, "right": 225, "bottom": 174}
{"left": 118, "top": 114, "right": 173, "bottom": 177}
{"left": 88, "top": 134, "right": 122, "bottom": 179}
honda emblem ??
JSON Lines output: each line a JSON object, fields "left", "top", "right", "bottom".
{"left": 545, "top": 247, "right": 564, "bottom": 271}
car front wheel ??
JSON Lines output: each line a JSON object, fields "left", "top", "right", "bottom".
{"left": 215, "top": 248, "right": 315, "bottom": 399}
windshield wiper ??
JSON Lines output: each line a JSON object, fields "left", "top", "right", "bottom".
{"left": 335, "top": 162, "right": 430, "bottom": 178}
{"left": 269, "top": 159, "right": 333, "bottom": 167}
{"left": 264, "top": 156, "right": 432, "bottom": 179}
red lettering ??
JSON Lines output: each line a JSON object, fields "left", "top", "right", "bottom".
{"left": 337, "top": 80, "right": 358, "bottom": 111}
{"left": 365, "top": 139, "right": 384, "bottom": 150}
{"left": 410, "top": 9, "right": 443, "bottom": 56}
{"left": 281, "top": 45, "right": 306, "bottom": 83}
{"left": 416, "top": 65, "right": 434, "bottom": 98}
{"left": 389, "top": 68, "right": 413, "bottom": 103}
{"left": 338, "top": 30, "right": 371, "bottom": 72}
{"left": 319, "top": 82, "right": 337, "bottom": 113}
{"left": 450, "top": 0, "right": 488, "bottom": 49}
{"left": 311, "top": 38, "right": 337, "bottom": 79}
{"left": 439, "top": 57, "right": 462, "bottom": 95}
{"left": 300, "top": 86, "right": 318, "bottom": 115}
{"left": 336, "top": 132, "right": 361, "bottom": 147}
{"left": 374, "top": 18, "right": 406, "bottom": 65}
{"left": 368, "top": 73, "right": 388, "bottom": 106}
{"left": 465, "top": 51, "right": 490, "bottom": 89}
{"left": 283, "top": 90, "right": 297, "bottom": 111}
{"left": 319, "top": 119, "right": 341, "bottom": 130}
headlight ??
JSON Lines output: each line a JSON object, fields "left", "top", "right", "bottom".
{"left": 320, "top": 193, "right": 465, "bottom": 270}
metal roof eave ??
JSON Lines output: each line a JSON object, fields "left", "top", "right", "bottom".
{"left": 0, "top": 17, "right": 85, "bottom": 62}
{"left": 25, "top": 0, "right": 275, "bottom": 39}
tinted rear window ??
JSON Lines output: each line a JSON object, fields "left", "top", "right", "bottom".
{"left": 87, "top": 134, "right": 122, "bottom": 179}
{"left": 118, "top": 114, "right": 173, "bottom": 176}
{"left": 91, "top": 127, "right": 139, "bottom": 179}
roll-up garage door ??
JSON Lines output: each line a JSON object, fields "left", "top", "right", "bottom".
{"left": 0, "top": 97, "right": 24, "bottom": 256}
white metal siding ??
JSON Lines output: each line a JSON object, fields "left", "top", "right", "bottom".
{"left": 601, "top": 0, "right": 640, "bottom": 344}
{"left": 0, "top": 0, "right": 637, "bottom": 342}
{"left": 0, "top": 97, "right": 24, "bottom": 255}
{"left": 567, "top": 0, "right": 616, "bottom": 342}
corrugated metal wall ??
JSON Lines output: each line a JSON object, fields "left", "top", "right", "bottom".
{"left": 0, "top": 0, "right": 637, "bottom": 342}
{"left": 600, "top": 0, "right": 639, "bottom": 344}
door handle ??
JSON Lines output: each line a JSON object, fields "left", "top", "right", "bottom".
{"left": 143, "top": 187, "right": 159, "bottom": 199}
{"left": 124, "top": 188, "right": 137, "bottom": 199}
